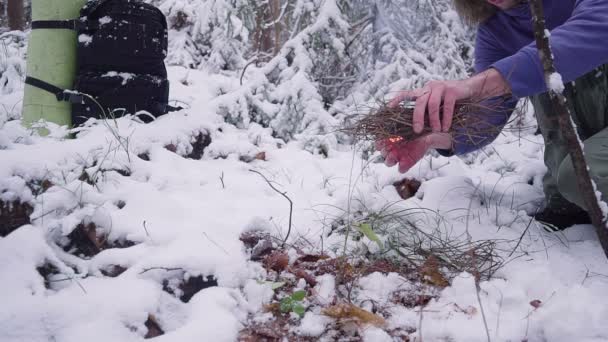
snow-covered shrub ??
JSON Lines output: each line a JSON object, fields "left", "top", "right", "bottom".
{"left": 148, "top": 0, "right": 202, "bottom": 68}
{"left": 213, "top": 0, "right": 355, "bottom": 143}
{"left": 0, "top": 31, "right": 27, "bottom": 96}
{"left": 193, "top": 0, "right": 253, "bottom": 72}
{"left": 147, "top": 0, "right": 253, "bottom": 71}
{"left": 344, "top": 0, "right": 474, "bottom": 106}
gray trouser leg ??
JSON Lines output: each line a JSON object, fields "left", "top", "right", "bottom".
{"left": 530, "top": 64, "right": 608, "bottom": 211}
{"left": 557, "top": 127, "right": 608, "bottom": 210}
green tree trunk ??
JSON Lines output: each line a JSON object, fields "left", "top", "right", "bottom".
{"left": 22, "top": 0, "right": 87, "bottom": 131}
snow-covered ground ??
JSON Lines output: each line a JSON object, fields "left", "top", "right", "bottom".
{"left": 2, "top": 66, "right": 608, "bottom": 342}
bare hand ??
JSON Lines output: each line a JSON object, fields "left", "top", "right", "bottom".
{"left": 388, "top": 68, "right": 511, "bottom": 134}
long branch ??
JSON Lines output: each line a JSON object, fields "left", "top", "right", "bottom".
{"left": 529, "top": 0, "right": 608, "bottom": 258}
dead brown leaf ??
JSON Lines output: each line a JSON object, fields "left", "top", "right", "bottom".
{"left": 255, "top": 152, "right": 267, "bottom": 161}
{"left": 144, "top": 314, "right": 164, "bottom": 339}
{"left": 264, "top": 302, "right": 281, "bottom": 314}
{"left": 393, "top": 178, "right": 421, "bottom": 200}
{"left": 313, "top": 258, "right": 356, "bottom": 284}
{"left": 0, "top": 200, "right": 33, "bottom": 238}
{"left": 289, "top": 267, "right": 317, "bottom": 287}
{"left": 419, "top": 255, "right": 450, "bottom": 288}
{"left": 296, "top": 254, "right": 330, "bottom": 264}
{"left": 239, "top": 230, "right": 270, "bottom": 249}
{"left": 264, "top": 251, "right": 289, "bottom": 272}
{"left": 322, "top": 303, "right": 386, "bottom": 327}
{"left": 164, "top": 144, "right": 177, "bottom": 153}
{"left": 250, "top": 237, "right": 275, "bottom": 261}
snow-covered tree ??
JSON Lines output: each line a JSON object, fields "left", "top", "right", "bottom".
{"left": 343, "top": 0, "right": 475, "bottom": 108}
{"left": 0, "top": 31, "right": 26, "bottom": 96}
{"left": 148, "top": 0, "right": 253, "bottom": 71}
{"left": 212, "top": 0, "right": 355, "bottom": 147}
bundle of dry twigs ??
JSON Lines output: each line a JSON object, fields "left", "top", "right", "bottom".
{"left": 343, "top": 98, "right": 523, "bottom": 144}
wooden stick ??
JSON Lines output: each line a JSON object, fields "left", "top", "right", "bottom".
{"left": 529, "top": 0, "right": 608, "bottom": 258}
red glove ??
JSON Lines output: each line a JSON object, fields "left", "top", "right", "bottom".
{"left": 376, "top": 133, "right": 452, "bottom": 173}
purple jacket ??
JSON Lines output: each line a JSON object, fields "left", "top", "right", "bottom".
{"left": 448, "top": 0, "right": 608, "bottom": 155}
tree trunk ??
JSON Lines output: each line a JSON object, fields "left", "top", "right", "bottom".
{"left": 529, "top": 0, "right": 608, "bottom": 258}
{"left": 270, "top": 0, "right": 282, "bottom": 56}
{"left": 7, "top": 0, "right": 24, "bottom": 31}
{"left": 6, "top": 0, "right": 24, "bottom": 30}
{"left": 253, "top": 0, "right": 283, "bottom": 60}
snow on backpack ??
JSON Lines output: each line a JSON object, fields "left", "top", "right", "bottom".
{"left": 25, "top": 0, "right": 178, "bottom": 125}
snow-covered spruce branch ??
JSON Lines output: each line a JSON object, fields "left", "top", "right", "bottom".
{"left": 211, "top": 0, "right": 350, "bottom": 143}
{"left": 0, "top": 30, "right": 27, "bottom": 96}
{"left": 529, "top": 0, "right": 608, "bottom": 258}
{"left": 338, "top": 0, "right": 474, "bottom": 123}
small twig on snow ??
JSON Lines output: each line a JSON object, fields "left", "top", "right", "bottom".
{"left": 219, "top": 171, "right": 226, "bottom": 189}
{"left": 203, "top": 231, "right": 230, "bottom": 255}
{"left": 249, "top": 169, "right": 293, "bottom": 247}
{"left": 143, "top": 220, "right": 150, "bottom": 237}
{"left": 139, "top": 267, "right": 183, "bottom": 275}
{"left": 475, "top": 281, "right": 492, "bottom": 342}
{"left": 508, "top": 214, "right": 535, "bottom": 258}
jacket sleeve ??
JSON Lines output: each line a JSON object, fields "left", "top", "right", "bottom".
{"left": 438, "top": 25, "right": 516, "bottom": 156}
{"left": 492, "top": 0, "right": 608, "bottom": 98}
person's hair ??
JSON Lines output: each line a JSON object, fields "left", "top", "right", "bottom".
{"left": 452, "top": 0, "right": 498, "bottom": 25}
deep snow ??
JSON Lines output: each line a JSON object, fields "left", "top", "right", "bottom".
{"left": 1, "top": 66, "right": 608, "bottom": 342}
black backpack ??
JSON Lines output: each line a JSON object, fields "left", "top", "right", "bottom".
{"left": 26, "top": 0, "right": 177, "bottom": 126}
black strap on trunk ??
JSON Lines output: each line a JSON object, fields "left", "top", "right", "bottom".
{"left": 31, "top": 20, "right": 79, "bottom": 30}
{"left": 31, "top": 20, "right": 97, "bottom": 31}
{"left": 25, "top": 77, "right": 84, "bottom": 104}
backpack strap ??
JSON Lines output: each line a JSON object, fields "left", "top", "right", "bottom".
{"left": 166, "top": 104, "right": 184, "bottom": 112}
{"left": 25, "top": 77, "right": 85, "bottom": 104}
{"left": 80, "top": 0, "right": 113, "bottom": 17}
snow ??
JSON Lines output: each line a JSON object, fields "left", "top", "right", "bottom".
{"left": 362, "top": 327, "right": 393, "bottom": 342}
{"left": 548, "top": 72, "right": 565, "bottom": 93}
{"left": 102, "top": 71, "right": 135, "bottom": 85}
{"left": 0, "top": 176, "right": 33, "bottom": 203}
{"left": 2, "top": 2, "right": 608, "bottom": 341}
{"left": 591, "top": 179, "right": 608, "bottom": 221}
{"left": 387, "top": 306, "right": 418, "bottom": 331}
{"left": 314, "top": 274, "right": 336, "bottom": 305}
{"left": 0, "top": 31, "right": 27, "bottom": 96}
{"left": 78, "top": 34, "right": 93, "bottom": 46}
{"left": 243, "top": 279, "right": 274, "bottom": 311}
{"left": 297, "top": 312, "right": 333, "bottom": 337}
{"left": 358, "top": 272, "right": 410, "bottom": 307}
{"left": 99, "top": 16, "right": 112, "bottom": 25}
{"left": 2, "top": 66, "right": 607, "bottom": 341}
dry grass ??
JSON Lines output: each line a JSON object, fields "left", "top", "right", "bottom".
{"left": 342, "top": 98, "right": 522, "bottom": 146}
